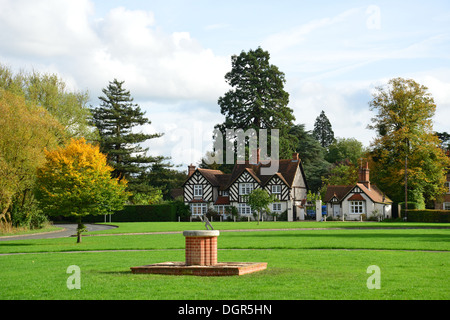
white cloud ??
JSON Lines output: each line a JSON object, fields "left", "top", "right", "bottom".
{"left": 0, "top": 0, "right": 230, "bottom": 103}
{"left": 289, "top": 80, "right": 377, "bottom": 147}
{"left": 0, "top": 0, "right": 97, "bottom": 57}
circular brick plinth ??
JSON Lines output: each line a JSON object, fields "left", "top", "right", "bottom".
{"left": 183, "top": 230, "right": 220, "bottom": 266}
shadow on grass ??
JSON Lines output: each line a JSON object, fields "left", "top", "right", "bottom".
{"left": 223, "top": 231, "right": 450, "bottom": 242}
{"left": 0, "top": 242, "right": 34, "bottom": 247}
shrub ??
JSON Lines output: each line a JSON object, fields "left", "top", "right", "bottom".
{"left": 405, "top": 209, "right": 450, "bottom": 223}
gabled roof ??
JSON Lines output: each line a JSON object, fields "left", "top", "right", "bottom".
{"left": 226, "top": 159, "right": 305, "bottom": 189}
{"left": 357, "top": 183, "right": 393, "bottom": 204}
{"left": 324, "top": 186, "right": 353, "bottom": 203}
{"left": 182, "top": 156, "right": 307, "bottom": 192}
{"left": 324, "top": 183, "right": 392, "bottom": 204}
{"left": 182, "top": 168, "right": 224, "bottom": 187}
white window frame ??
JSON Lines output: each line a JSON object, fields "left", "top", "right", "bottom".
{"left": 350, "top": 201, "right": 364, "bottom": 214}
{"left": 445, "top": 182, "right": 450, "bottom": 194}
{"left": 193, "top": 185, "right": 203, "bottom": 198}
{"left": 271, "top": 185, "right": 281, "bottom": 194}
{"left": 214, "top": 205, "right": 229, "bottom": 215}
{"left": 191, "top": 203, "right": 207, "bottom": 215}
{"left": 238, "top": 203, "right": 252, "bottom": 215}
{"left": 444, "top": 202, "right": 450, "bottom": 211}
{"left": 239, "top": 183, "right": 253, "bottom": 195}
{"left": 272, "top": 203, "right": 282, "bottom": 212}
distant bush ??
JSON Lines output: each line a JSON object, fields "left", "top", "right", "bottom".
{"left": 404, "top": 209, "right": 450, "bottom": 223}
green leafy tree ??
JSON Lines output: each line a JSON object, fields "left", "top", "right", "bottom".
{"left": 0, "top": 65, "right": 96, "bottom": 140}
{"left": 313, "top": 110, "right": 335, "bottom": 148}
{"left": 368, "top": 77, "right": 450, "bottom": 207}
{"left": 91, "top": 79, "right": 165, "bottom": 193}
{"left": 245, "top": 188, "right": 277, "bottom": 225}
{"left": 325, "top": 138, "right": 366, "bottom": 166}
{"left": 319, "top": 160, "right": 359, "bottom": 199}
{"left": 0, "top": 89, "right": 64, "bottom": 230}
{"left": 35, "top": 138, "right": 129, "bottom": 242}
{"left": 214, "top": 47, "right": 296, "bottom": 162}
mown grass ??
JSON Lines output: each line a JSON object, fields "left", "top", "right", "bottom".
{"left": 0, "top": 222, "right": 449, "bottom": 300}
{"left": 85, "top": 221, "right": 450, "bottom": 234}
{"left": 1, "top": 228, "right": 449, "bottom": 254}
{"left": 1, "top": 249, "right": 448, "bottom": 300}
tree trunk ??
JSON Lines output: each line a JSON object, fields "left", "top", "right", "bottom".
{"left": 76, "top": 219, "right": 85, "bottom": 243}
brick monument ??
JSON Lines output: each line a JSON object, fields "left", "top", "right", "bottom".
{"left": 130, "top": 229, "right": 267, "bottom": 276}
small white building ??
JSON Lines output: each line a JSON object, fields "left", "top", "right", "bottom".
{"left": 324, "top": 162, "right": 393, "bottom": 220}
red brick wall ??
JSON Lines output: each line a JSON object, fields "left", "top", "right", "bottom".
{"left": 185, "top": 236, "right": 217, "bottom": 266}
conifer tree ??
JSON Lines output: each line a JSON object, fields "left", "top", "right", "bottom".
{"left": 313, "top": 110, "right": 335, "bottom": 148}
{"left": 91, "top": 79, "right": 164, "bottom": 193}
{"left": 214, "top": 47, "right": 296, "bottom": 161}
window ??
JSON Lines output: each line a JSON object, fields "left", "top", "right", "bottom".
{"left": 239, "top": 183, "right": 253, "bottom": 195}
{"left": 444, "top": 203, "right": 450, "bottom": 211}
{"left": 191, "top": 203, "right": 207, "bottom": 215}
{"left": 214, "top": 205, "right": 229, "bottom": 215}
{"left": 272, "top": 203, "right": 282, "bottom": 212}
{"left": 445, "top": 182, "right": 450, "bottom": 194}
{"left": 350, "top": 201, "right": 364, "bottom": 214}
{"left": 238, "top": 203, "right": 252, "bottom": 215}
{"left": 193, "top": 185, "right": 202, "bottom": 197}
{"left": 271, "top": 185, "right": 281, "bottom": 194}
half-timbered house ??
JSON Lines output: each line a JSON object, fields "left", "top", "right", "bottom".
{"left": 182, "top": 153, "right": 308, "bottom": 221}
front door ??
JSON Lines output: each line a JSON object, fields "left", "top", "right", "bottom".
{"left": 333, "top": 204, "right": 340, "bottom": 217}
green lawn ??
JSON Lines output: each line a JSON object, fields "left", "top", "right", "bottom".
{"left": 0, "top": 222, "right": 449, "bottom": 300}
{"left": 86, "top": 221, "right": 450, "bottom": 234}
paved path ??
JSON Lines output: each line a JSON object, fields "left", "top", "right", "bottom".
{"left": 0, "top": 224, "right": 117, "bottom": 241}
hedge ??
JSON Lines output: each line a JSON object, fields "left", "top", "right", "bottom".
{"left": 403, "top": 209, "right": 450, "bottom": 223}
{"left": 52, "top": 202, "right": 184, "bottom": 223}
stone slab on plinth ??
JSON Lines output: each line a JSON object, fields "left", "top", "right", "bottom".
{"left": 130, "top": 230, "right": 267, "bottom": 276}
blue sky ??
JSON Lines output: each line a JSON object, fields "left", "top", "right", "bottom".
{"left": 1, "top": 0, "right": 449, "bottom": 169}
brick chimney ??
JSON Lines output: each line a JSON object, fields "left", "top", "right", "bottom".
{"left": 292, "top": 153, "right": 299, "bottom": 161}
{"left": 188, "top": 164, "right": 196, "bottom": 177}
{"left": 358, "top": 161, "right": 370, "bottom": 189}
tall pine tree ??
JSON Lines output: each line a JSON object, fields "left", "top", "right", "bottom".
{"left": 91, "top": 79, "right": 164, "bottom": 193}
{"left": 313, "top": 110, "right": 335, "bottom": 148}
{"left": 214, "top": 47, "right": 296, "bottom": 162}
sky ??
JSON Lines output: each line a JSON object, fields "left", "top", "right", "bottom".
{"left": 1, "top": 0, "right": 449, "bottom": 170}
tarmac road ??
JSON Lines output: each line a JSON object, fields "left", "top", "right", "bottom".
{"left": 0, "top": 223, "right": 117, "bottom": 241}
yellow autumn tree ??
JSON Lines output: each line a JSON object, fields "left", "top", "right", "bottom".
{"left": 36, "top": 138, "right": 129, "bottom": 242}
{"left": 0, "top": 88, "right": 64, "bottom": 231}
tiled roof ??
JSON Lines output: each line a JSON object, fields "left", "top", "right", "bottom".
{"left": 324, "top": 183, "right": 392, "bottom": 204}
{"left": 184, "top": 157, "right": 307, "bottom": 192}
{"left": 214, "top": 196, "right": 230, "bottom": 205}
{"left": 226, "top": 159, "right": 304, "bottom": 188}
{"left": 348, "top": 193, "right": 365, "bottom": 201}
